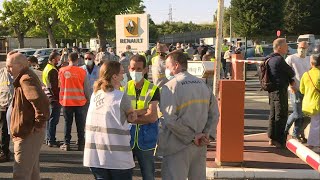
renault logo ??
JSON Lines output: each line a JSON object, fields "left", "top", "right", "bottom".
{"left": 124, "top": 17, "right": 139, "bottom": 37}
{"left": 126, "top": 20, "right": 135, "bottom": 34}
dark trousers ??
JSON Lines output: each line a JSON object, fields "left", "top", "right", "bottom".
{"left": 268, "top": 88, "right": 289, "bottom": 145}
{"left": 46, "top": 101, "right": 61, "bottom": 143}
{"left": 90, "top": 167, "right": 133, "bottom": 180}
{"left": 132, "top": 146, "right": 155, "bottom": 180}
{"left": 62, "top": 106, "right": 85, "bottom": 145}
{"left": 0, "top": 110, "right": 10, "bottom": 155}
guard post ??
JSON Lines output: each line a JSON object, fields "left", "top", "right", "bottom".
{"left": 215, "top": 80, "right": 245, "bottom": 166}
{"left": 231, "top": 54, "right": 244, "bottom": 80}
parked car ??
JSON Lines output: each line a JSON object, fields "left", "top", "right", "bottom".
{"left": 13, "top": 48, "right": 36, "bottom": 58}
{"left": 34, "top": 48, "right": 58, "bottom": 70}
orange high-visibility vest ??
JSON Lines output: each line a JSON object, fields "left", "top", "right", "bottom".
{"left": 59, "top": 66, "right": 87, "bottom": 106}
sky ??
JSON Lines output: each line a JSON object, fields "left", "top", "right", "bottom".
{"left": 0, "top": 0, "right": 231, "bottom": 24}
{"left": 144, "top": 0, "right": 231, "bottom": 24}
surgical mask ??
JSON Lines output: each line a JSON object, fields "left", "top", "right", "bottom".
{"left": 130, "top": 71, "right": 144, "bottom": 82}
{"left": 85, "top": 60, "right": 93, "bottom": 66}
{"left": 56, "top": 60, "right": 62, "bottom": 67}
{"left": 297, "top": 48, "right": 307, "bottom": 58}
{"left": 165, "top": 69, "right": 174, "bottom": 80}
{"left": 120, "top": 73, "right": 128, "bottom": 87}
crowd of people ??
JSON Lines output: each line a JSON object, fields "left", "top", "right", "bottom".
{"left": 0, "top": 45, "right": 220, "bottom": 180}
{"left": 0, "top": 38, "right": 319, "bottom": 180}
{"left": 266, "top": 39, "right": 320, "bottom": 153}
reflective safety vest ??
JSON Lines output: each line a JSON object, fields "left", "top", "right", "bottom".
{"left": 151, "top": 55, "right": 159, "bottom": 65}
{"left": 59, "top": 66, "right": 87, "bottom": 106}
{"left": 42, "top": 63, "right": 57, "bottom": 88}
{"left": 222, "top": 45, "right": 229, "bottom": 52}
{"left": 255, "top": 45, "right": 264, "bottom": 56}
{"left": 124, "top": 79, "right": 158, "bottom": 151}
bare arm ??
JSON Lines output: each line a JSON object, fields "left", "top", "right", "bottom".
{"left": 133, "top": 101, "right": 158, "bottom": 124}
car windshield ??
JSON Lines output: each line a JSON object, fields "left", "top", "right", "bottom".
{"left": 298, "top": 38, "right": 309, "bottom": 42}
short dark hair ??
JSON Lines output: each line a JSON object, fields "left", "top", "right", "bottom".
{"left": 68, "top": 52, "right": 78, "bottom": 62}
{"left": 48, "top": 52, "right": 60, "bottom": 62}
{"left": 166, "top": 50, "right": 188, "bottom": 71}
{"left": 27, "top": 56, "right": 38, "bottom": 64}
{"left": 85, "top": 51, "right": 94, "bottom": 56}
{"left": 130, "top": 54, "right": 147, "bottom": 68}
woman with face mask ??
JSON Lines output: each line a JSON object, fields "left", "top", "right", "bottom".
{"left": 83, "top": 61, "right": 137, "bottom": 180}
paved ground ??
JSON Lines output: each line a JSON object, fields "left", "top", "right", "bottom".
{"left": 0, "top": 62, "right": 314, "bottom": 179}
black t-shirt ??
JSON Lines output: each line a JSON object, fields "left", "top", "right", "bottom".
{"left": 135, "top": 87, "right": 160, "bottom": 108}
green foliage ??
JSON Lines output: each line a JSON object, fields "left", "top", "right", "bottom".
{"left": 230, "top": 0, "right": 283, "bottom": 38}
{"left": 0, "top": 0, "right": 33, "bottom": 37}
{"left": 49, "top": 0, "right": 142, "bottom": 48}
{"left": 156, "top": 21, "right": 214, "bottom": 35}
{"left": 284, "top": 0, "right": 320, "bottom": 35}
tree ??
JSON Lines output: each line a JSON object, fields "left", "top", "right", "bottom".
{"left": 0, "top": 0, "right": 33, "bottom": 48}
{"left": 50, "top": 0, "right": 142, "bottom": 50}
{"left": 230, "top": 0, "right": 283, "bottom": 38}
{"left": 283, "top": 0, "right": 320, "bottom": 35}
{"left": 25, "top": 0, "right": 60, "bottom": 48}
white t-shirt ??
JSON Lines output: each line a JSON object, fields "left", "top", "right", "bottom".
{"left": 285, "top": 54, "right": 311, "bottom": 90}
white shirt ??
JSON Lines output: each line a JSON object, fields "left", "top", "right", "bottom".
{"left": 285, "top": 54, "right": 311, "bottom": 90}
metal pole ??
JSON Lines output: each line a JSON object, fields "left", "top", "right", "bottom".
{"left": 213, "top": 0, "right": 224, "bottom": 96}
{"left": 230, "top": 16, "right": 232, "bottom": 42}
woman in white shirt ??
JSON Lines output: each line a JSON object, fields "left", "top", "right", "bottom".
{"left": 83, "top": 61, "right": 137, "bottom": 180}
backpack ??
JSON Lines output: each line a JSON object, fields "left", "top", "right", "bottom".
{"left": 259, "top": 57, "right": 275, "bottom": 91}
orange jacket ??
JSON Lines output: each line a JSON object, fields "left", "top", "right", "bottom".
{"left": 59, "top": 66, "right": 87, "bottom": 106}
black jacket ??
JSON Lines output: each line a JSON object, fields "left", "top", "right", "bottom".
{"left": 267, "top": 53, "right": 295, "bottom": 91}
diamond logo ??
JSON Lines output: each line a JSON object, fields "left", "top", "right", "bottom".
{"left": 126, "top": 20, "right": 135, "bottom": 34}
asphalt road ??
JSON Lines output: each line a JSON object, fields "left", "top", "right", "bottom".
{"left": 0, "top": 62, "right": 270, "bottom": 179}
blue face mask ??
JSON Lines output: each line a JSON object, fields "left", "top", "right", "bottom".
{"left": 165, "top": 69, "right": 174, "bottom": 80}
{"left": 120, "top": 73, "right": 128, "bottom": 87}
{"left": 130, "top": 71, "right": 144, "bottom": 82}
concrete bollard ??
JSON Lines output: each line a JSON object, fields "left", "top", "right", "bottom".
{"left": 231, "top": 54, "right": 244, "bottom": 80}
{"left": 215, "top": 80, "right": 245, "bottom": 166}
{"left": 286, "top": 139, "right": 320, "bottom": 172}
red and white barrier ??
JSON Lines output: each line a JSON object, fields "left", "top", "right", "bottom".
{"left": 286, "top": 139, "right": 320, "bottom": 172}
{"left": 232, "top": 59, "right": 264, "bottom": 64}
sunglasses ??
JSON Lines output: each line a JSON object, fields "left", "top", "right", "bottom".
{"left": 85, "top": 58, "right": 92, "bottom": 60}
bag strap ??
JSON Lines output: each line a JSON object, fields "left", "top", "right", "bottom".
{"left": 306, "top": 71, "right": 320, "bottom": 93}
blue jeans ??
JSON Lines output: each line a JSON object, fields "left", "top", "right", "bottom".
{"left": 285, "top": 91, "right": 304, "bottom": 137}
{"left": 62, "top": 106, "right": 85, "bottom": 144}
{"left": 90, "top": 167, "right": 133, "bottom": 180}
{"left": 132, "top": 146, "right": 155, "bottom": 180}
{"left": 46, "top": 102, "right": 61, "bottom": 143}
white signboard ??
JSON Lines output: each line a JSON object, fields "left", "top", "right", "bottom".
{"left": 187, "top": 61, "right": 215, "bottom": 78}
{"left": 116, "top": 14, "right": 149, "bottom": 55}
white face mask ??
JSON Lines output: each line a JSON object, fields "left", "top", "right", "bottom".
{"left": 120, "top": 73, "right": 128, "bottom": 87}
{"left": 85, "top": 60, "right": 94, "bottom": 66}
{"left": 165, "top": 68, "right": 174, "bottom": 80}
{"left": 297, "top": 48, "right": 307, "bottom": 58}
{"left": 130, "top": 71, "right": 144, "bottom": 82}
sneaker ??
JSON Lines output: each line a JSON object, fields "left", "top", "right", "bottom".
{"left": 60, "top": 143, "right": 70, "bottom": 151}
{"left": 48, "top": 141, "right": 61, "bottom": 148}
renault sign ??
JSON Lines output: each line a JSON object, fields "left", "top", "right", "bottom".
{"left": 116, "top": 14, "right": 149, "bottom": 55}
